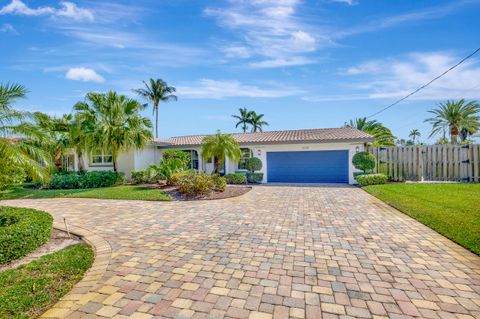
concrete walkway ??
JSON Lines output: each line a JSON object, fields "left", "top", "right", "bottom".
{"left": 2, "top": 185, "right": 480, "bottom": 318}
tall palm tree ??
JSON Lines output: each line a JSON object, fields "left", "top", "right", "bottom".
{"left": 425, "top": 99, "right": 480, "bottom": 144}
{"left": 201, "top": 130, "right": 241, "bottom": 174}
{"left": 249, "top": 112, "right": 269, "bottom": 133}
{"left": 74, "top": 91, "right": 153, "bottom": 172}
{"left": 0, "top": 83, "right": 52, "bottom": 186}
{"left": 345, "top": 117, "right": 395, "bottom": 146}
{"left": 133, "top": 78, "right": 177, "bottom": 139}
{"left": 232, "top": 107, "right": 253, "bottom": 133}
{"left": 409, "top": 129, "right": 421, "bottom": 144}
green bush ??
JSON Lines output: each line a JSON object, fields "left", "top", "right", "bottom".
{"left": 168, "top": 171, "right": 193, "bottom": 186}
{"left": 352, "top": 152, "right": 376, "bottom": 173}
{"left": 225, "top": 173, "right": 247, "bottom": 184}
{"left": 130, "top": 170, "right": 147, "bottom": 184}
{"left": 177, "top": 173, "right": 214, "bottom": 195}
{"left": 212, "top": 174, "right": 227, "bottom": 192}
{"left": 245, "top": 157, "right": 263, "bottom": 173}
{"left": 353, "top": 171, "right": 368, "bottom": 178}
{"left": 246, "top": 172, "right": 264, "bottom": 184}
{"left": 356, "top": 173, "right": 388, "bottom": 186}
{"left": 48, "top": 171, "right": 124, "bottom": 189}
{"left": 0, "top": 207, "right": 53, "bottom": 264}
{"left": 131, "top": 165, "right": 167, "bottom": 184}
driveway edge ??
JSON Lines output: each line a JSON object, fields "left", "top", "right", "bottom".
{"left": 40, "top": 220, "right": 112, "bottom": 319}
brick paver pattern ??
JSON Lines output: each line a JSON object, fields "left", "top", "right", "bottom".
{"left": 3, "top": 186, "right": 480, "bottom": 318}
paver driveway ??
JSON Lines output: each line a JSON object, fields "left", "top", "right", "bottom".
{"left": 3, "top": 185, "right": 480, "bottom": 319}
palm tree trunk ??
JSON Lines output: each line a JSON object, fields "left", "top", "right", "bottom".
{"left": 77, "top": 150, "right": 85, "bottom": 172}
{"left": 154, "top": 103, "right": 159, "bottom": 139}
{"left": 112, "top": 148, "right": 118, "bottom": 172}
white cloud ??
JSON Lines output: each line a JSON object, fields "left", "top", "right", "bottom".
{"left": 341, "top": 52, "right": 480, "bottom": 101}
{"left": 222, "top": 46, "right": 251, "bottom": 59}
{"left": 177, "top": 79, "right": 304, "bottom": 99}
{"left": 0, "top": 23, "right": 17, "bottom": 33}
{"left": 65, "top": 67, "right": 105, "bottom": 83}
{"left": 0, "top": 0, "right": 93, "bottom": 22}
{"left": 205, "top": 0, "right": 323, "bottom": 68}
{"left": 330, "top": 0, "right": 358, "bottom": 5}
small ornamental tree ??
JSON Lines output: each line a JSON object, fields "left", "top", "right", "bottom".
{"left": 352, "top": 151, "right": 376, "bottom": 173}
{"left": 245, "top": 157, "right": 262, "bottom": 173}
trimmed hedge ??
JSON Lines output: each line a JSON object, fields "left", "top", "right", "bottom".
{"left": 225, "top": 173, "right": 247, "bottom": 184}
{"left": 356, "top": 173, "right": 388, "bottom": 186}
{"left": 48, "top": 171, "right": 125, "bottom": 189}
{"left": 246, "top": 172, "right": 264, "bottom": 184}
{"left": 0, "top": 207, "right": 53, "bottom": 264}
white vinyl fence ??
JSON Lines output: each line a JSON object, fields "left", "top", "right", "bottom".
{"left": 367, "top": 144, "right": 480, "bottom": 182}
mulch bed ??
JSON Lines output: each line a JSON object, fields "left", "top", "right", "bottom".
{"left": 139, "top": 184, "right": 252, "bottom": 201}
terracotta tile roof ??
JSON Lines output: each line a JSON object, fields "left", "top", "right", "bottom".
{"left": 154, "top": 127, "right": 373, "bottom": 146}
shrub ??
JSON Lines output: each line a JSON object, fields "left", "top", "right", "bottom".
{"left": 168, "top": 171, "right": 193, "bottom": 186}
{"left": 356, "top": 173, "right": 388, "bottom": 186}
{"left": 246, "top": 172, "right": 264, "bottom": 184}
{"left": 0, "top": 206, "right": 53, "bottom": 264}
{"left": 130, "top": 170, "right": 147, "bottom": 184}
{"left": 177, "top": 173, "right": 214, "bottom": 195}
{"left": 162, "top": 149, "right": 191, "bottom": 167}
{"left": 353, "top": 171, "right": 368, "bottom": 178}
{"left": 48, "top": 171, "right": 124, "bottom": 189}
{"left": 352, "top": 152, "right": 376, "bottom": 173}
{"left": 225, "top": 173, "right": 247, "bottom": 184}
{"left": 245, "top": 157, "right": 262, "bottom": 173}
{"left": 212, "top": 174, "right": 227, "bottom": 192}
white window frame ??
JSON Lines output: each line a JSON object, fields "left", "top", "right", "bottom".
{"left": 90, "top": 150, "right": 113, "bottom": 166}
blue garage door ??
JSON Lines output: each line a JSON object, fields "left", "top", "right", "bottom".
{"left": 267, "top": 150, "right": 349, "bottom": 183}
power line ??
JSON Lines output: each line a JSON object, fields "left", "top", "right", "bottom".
{"left": 366, "top": 47, "right": 480, "bottom": 119}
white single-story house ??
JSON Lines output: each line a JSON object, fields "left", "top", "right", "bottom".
{"left": 65, "top": 127, "right": 374, "bottom": 184}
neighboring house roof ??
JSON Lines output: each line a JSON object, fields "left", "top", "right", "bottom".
{"left": 154, "top": 127, "right": 374, "bottom": 147}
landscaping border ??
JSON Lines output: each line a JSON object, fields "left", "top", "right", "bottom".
{"left": 39, "top": 221, "right": 111, "bottom": 319}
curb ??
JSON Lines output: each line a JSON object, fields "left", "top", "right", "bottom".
{"left": 40, "top": 220, "right": 112, "bottom": 319}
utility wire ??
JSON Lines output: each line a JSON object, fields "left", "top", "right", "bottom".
{"left": 366, "top": 47, "right": 480, "bottom": 119}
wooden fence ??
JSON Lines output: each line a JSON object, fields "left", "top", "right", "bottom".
{"left": 367, "top": 144, "right": 480, "bottom": 182}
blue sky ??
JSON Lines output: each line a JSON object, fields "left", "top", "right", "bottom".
{"left": 1, "top": 0, "right": 480, "bottom": 142}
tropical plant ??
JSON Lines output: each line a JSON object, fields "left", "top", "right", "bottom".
{"left": 345, "top": 117, "right": 395, "bottom": 146}
{"left": 409, "top": 129, "right": 421, "bottom": 144}
{"left": 133, "top": 78, "right": 177, "bottom": 138}
{"left": 425, "top": 99, "right": 480, "bottom": 144}
{"left": 232, "top": 107, "right": 253, "bottom": 133}
{"left": 74, "top": 91, "right": 153, "bottom": 172}
{"left": 249, "top": 111, "right": 269, "bottom": 133}
{"left": 0, "top": 83, "right": 52, "bottom": 187}
{"left": 201, "top": 131, "right": 241, "bottom": 174}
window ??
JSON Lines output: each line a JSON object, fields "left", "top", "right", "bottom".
{"left": 61, "top": 154, "right": 75, "bottom": 171}
{"left": 238, "top": 148, "right": 252, "bottom": 170}
{"left": 183, "top": 150, "right": 199, "bottom": 170}
{"left": 90, "top": 150, "right": 113, "bottom": 165}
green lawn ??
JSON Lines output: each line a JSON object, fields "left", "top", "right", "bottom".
{"left": 364, "top": 183, "right": 480, "bottom": 255}
{"left": 0, "top": 185, "right": 171, "bottom": 201}
{"left": 0, "top": 244, "right": 94, "bottom": 319}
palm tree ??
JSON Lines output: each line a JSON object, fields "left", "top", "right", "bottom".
{"left": 249, "top": 112, "right": 269, "bottom": 133}
{"left": 0, "top": 83, "right": 52, "bottom": 185}
{"left": 133, "top": 78, "right": 177, "bottom": 139}
{"left": 425, "top": 100, "right": 480, "bottom": 144}
{"left": 345, "top": 117, "right": 395, "bottom": 146}
{"left": 232, "top": 107, "right": 253, "bottom": 133}
{"left": 201, "top": 130, "right": 241, "bottom": 174}
{"left": 409, "top": 129, "right": 421, "bottom": 144}
{"left": 74, "top": 91, "right": 153, "bottom": 172}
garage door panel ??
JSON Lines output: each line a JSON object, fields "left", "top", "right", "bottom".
{"left": 267, "top": 150, "right": 348, "bottom": 183}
